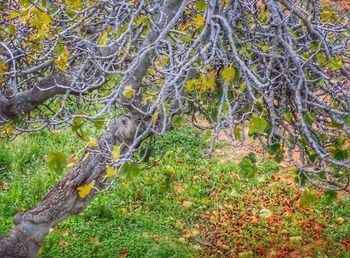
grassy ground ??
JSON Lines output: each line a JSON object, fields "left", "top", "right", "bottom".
{"left": 0, "top": 127, "right": 349, "bottom": 257}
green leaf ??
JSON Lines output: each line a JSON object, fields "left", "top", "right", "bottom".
{"left": 20, "top": 0, "right": 31, "bottom": 7}
{"left": 289, "top": 236, "right": 303, "bottom": 245}
{"left": 112, "top": 145, "right": 120, "bottom": 161}
{"left": 238, "top": 251, "right": 253, "bottom": 258}
{"left": 46, "top": 152, "right": 67, "bottom": 174}
{"left": 203, "top": 130, "right": 212, "bottom": 140}
{"left": 119, "top": 162, "right": 141, "bottom": 181}
{"left": 229, "top": 188, "right": 240, "bottom": 198}
{"left": 248, "top": 116, "right": 268, "bottom": 135}
{"left": 344, "top": 115, "right": 350, "bottom": 126}
{"left": 238, "top": 157, "right": 257, "bottom": 179}
{"left": 301, "top": 52, "right": 311, "bottom": 60}
{"left": 98, "top": 30, "right": 108, "bottom": 45}
{"left": 323, "top": 190, "right": 337, "bottom": 205}
{"left": 93, "top": 119, "right": 105, "bottom": 130}
{"left": 159, "top": 172, "right": 172, "bottom": 193}
{"left": 72, "top": 117, "right": 84, "bottom": 132}
{"left": 311, "top": 42, "right": 320, "bottom": 51}
{"left": 333, "top": 149, "right": 349, "bottom": 161}
{"left": 316, "top": 52, "right": 327, "bottom": 67}
{"left": 134, "top": 15, "right": 150, "bottom": 26}
{"left": 300, "top": 189, "right": 317, "bottom": 208}
{"left": 234, "top": 127, "right": 241, "bottom": 140}
{"left": 247, "top": 152, "right": 257, "bottom": 164}
{"left": 334, "top": 135, "right": 347, "bottom": 148}
{"left": 273, "top": 154, "right": 283, "bottom": 163}
{"left": 328, "top": 56, "right": 343, "bottom": 71}
{"left": 78, "top": 129, "right": 90, "bottom": 141}
{"left": 172, "top": 115, "right": 185, "bottom": 129}
{"left": 195, "top": 0, "right": 208, "bottom": 12}
{"left": 303, "top": 113, "right": 316, "bottom": 126}
{"left": 283, "top": 112, "right": 293, "bottom": 122}
{"left": 295, "top": 170, "right": 306, "bottom": 186}
{"left": 53, "top": 44, "right": 64, "bottom": 55}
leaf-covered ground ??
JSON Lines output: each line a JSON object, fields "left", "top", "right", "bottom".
{"left": 0, "top": 127, "right": 349, "bottom": 257}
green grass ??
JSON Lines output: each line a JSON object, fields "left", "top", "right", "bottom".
{"left": 0, "top": 126, "right": 349, "bottom": 257}
{"left": 0, "top": 129, "right": 85, "bottom": 233}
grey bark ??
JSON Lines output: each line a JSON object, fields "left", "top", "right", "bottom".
{"left": 0, "top": 0, "right": 184, "bottom": 257}
{"left": 0, "top": 74, "right": 70, "bottom": 126}
{"left": 0, "top": 116, "right": 143, "bottom": 258}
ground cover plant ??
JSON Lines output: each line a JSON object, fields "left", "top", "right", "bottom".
{"left": 0, "top": 0, "right": 349, "bottom": 256}
{"left": 1, "top": 127, "right": 349, "bottom": 257}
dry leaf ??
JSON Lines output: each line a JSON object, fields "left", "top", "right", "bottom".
{"left": 67, "top": 154, "right": 77, "bottom": 168}
{"left": 0, "top": 181, "right": 9, "bottom": 190}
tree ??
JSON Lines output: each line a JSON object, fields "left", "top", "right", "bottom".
{"left": 0, "top": 0, "right": 349, "bottom": 257}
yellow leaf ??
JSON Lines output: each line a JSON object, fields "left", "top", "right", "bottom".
{"left": 106, "top": 166, "right": 116, "bottom": 177}
{"left": 206, "top": 71, "right": 216, "bottom": 91}
{"left": 31, "top": 9, "right": 52, "bottom": 38}
{"left": 112, "top": 145, "right": 120, "bottom": 161}
{"left": 151, "top": 112, "right": 159, "bottom": 124}
{"left": 3, "top": 124, "right": 14, "bottom": 135}
{"left": 77, "top": 180, "right": 95, "bottom": 198}
{"left": 221, "top": 66, "right": 235, "bottom": 83}
{"left": 130, "top": 0, "right": 136, "bottom": 7}
{"left": 32, "top": 9, "right": 52, "bottom": 29}
{"left": 134, "top": 15, "right": 149, "bottom": 26}
{"left": 8, "top": 25, "right": 16, "bottom": 35}
{"left": 54, "top": 46, "right": 69, "bottom": 71}
{"left": 185, "top": 79, "right": 199, "bottom": 92}
{"left": 123, "top": 86, "right": 136, "bottom": 99}
{"left": 193, "top": 15, "right": 205, "bottom": 27}
{"left": 7, "top": 10, "right": 21, "bottom": 20}
{"left": 259, "top": 9, "right": 270, "bottom": 23}
{"left": 261, "top": 45, "right": 270, "bottom": 52}
{"left": 55, "top": 48, "right": 69, "bottom": 70}
{"left": 37, "top": 26, "right": 50, "bottom": 38}
{"left": 155, "top": 55, "right": 169, "bottom": 69}
{"left": 98, "top": 30, "right": 108, "bottom": 45}
{"left": 239, "top": 81, "right": 247, "bottom": 92}
{"left": 159, "top": 55, "right": 169, "bottom": 66}
{"left": 69, "top": 0, "right": 83, "bottom": 10}
{"left": 0, "top": 60, "right": 8, "bottom": 73}
{"left": 87, "top": 138, "right": 97, "bottom": 148}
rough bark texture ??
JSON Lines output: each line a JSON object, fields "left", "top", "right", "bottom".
{"left": 0, "top": 0, "right": 184, "bottom": 257}
{"left": 0, "top": 116, "right": 143, "bottom": 258}
{"left": 0, "top": 74, "right": 70, "bottom": 126}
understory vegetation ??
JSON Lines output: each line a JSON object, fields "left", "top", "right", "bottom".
{"left": 0, "top": 127, "right": 349, "bottom": 257}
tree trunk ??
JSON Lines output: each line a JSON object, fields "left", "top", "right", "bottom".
{"left": 0, "top": 115, "right": 145, "bottom": 258}
{"left": 0, "top": 0, "right": 185, "bottom": 256}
